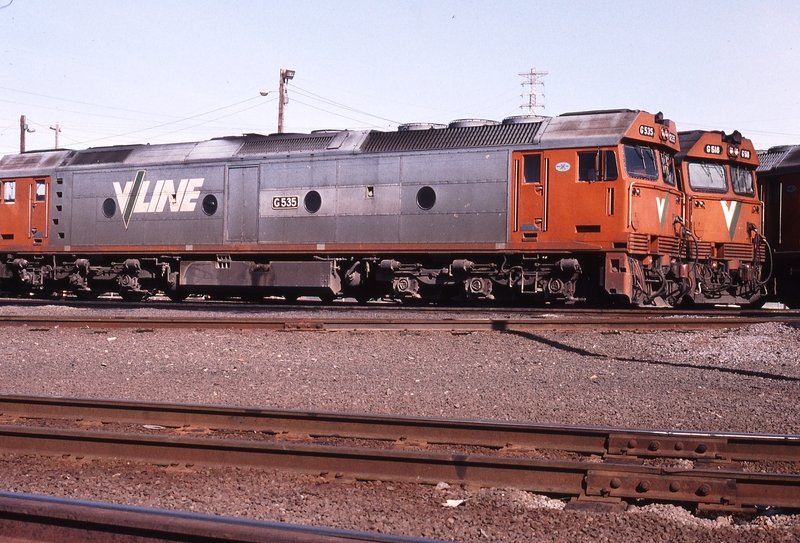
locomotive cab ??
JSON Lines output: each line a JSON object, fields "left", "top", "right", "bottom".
{"left": 675, "top": 130, "right": 766, "bottom": 305}
{"left": 510, "top": 110, "right": 685, "bottom": 306}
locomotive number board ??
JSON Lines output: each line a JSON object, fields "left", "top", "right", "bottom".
{"left": 272, "top": 196, "right": 299, "bottom": 209}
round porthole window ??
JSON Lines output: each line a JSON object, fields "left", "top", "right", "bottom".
{"left": 416, "top": 186, "right": 436, "bottom": 210}
{"left": 304, "top": 190, "right": 322, "bottom": 213}
{"left": 202, "top": 194, "right": 218, "bottom": 216}
{"left": 102, "top": 198, "right": 116, "bottom": 218}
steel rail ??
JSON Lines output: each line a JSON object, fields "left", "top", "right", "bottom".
{"left": 1, "top": 294, "right": 797, "bottom": 318}
{"left": 0, "top": 424, "right": 798, "bottom": 511}
{"left": 0, "top": 313, "right": 793, "bottom": 331}
{"left": 1, "top": 394, "right": 799, "bottom": 463}
{"left": 0, "top": 491, "right": 443, "bottom": 543}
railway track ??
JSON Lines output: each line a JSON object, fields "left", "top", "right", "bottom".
{"left": 1, "top": 295, "right": 798, "bottom": 331}
{"left": 0, "top": 308, "right": 798, "bottom": 332}
{"left": 1, "top": 394, "right": 799, "bottom": 513}
{"left": 0, "top": 491, "right": 442, "bottom": 543}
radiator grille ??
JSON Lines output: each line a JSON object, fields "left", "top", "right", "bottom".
{"left": 361, "top": 122, "right": 542, "bottom": 153}
{"left": 69, "top": 148, "right": 134, "bottom": 165}
{"left": 688, "top": 241, "right": 713, "bottom": 259}
{"left": 654, "top": 236, "right": 681, "bottom": 255}
{"left": 236, "top": 136, "right": 334, "bottom": 155}
{"left": 627, "top": 233, "right": 649, "bottom": 254}
{"left": 720, "top": 243, "right": 754, "bottom": 260}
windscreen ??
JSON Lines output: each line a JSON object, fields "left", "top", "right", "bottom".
{"left": 730, "top": 166, "right": 755, "bottom": 196}
{"left": 660, "top": 152, "right": 676, "bottom": 186}
{"left": 687, "top": 162, "right": 727, "bottom": 192}
{"left": 623, "top": 145, "right": 659, "bottom": 180}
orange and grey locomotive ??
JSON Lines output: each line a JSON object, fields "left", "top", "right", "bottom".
{"left": 0, "top": 109, "right": 724, "bottom": 306}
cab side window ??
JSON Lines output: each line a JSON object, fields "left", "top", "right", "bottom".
{"left": 523, "top": 154, "right": 541, "bottom": 183}
{"left": 660, "top": 152, "right": 676, "bottom": 186}
{"left": 578, "top": 150, "right": 617, "bottom": 182}
{"left": 3, "top": 181, "right": 15, "bottom": 203}
{"left": 35, "top": 180, "right": 46, "bottom": 201}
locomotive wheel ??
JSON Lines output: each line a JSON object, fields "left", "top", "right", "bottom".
{"left": 166, "top": 290, "right": 189, "bottom": 302}
{"left": 120, "top": 290, "right": 149, "bottom": 302}
{"left": 75, "top": 289, "right": 100, "bottom": 301}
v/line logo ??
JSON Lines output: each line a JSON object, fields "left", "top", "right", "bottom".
{"left": 720, "top": 200, "right": 742, "bottom": 241}
{"left": 655, "top": 196, "right": 668, "bottom": 229}
{"left": 113, "top": 170, "right": 205, "bottom": 229}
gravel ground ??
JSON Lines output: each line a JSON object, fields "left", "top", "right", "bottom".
{"left": 0, "top": 303, "right": 798, "bottom": 541}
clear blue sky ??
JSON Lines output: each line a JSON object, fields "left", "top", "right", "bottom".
{"left": 1, "top": 0, "right": 798, "bottom": 156}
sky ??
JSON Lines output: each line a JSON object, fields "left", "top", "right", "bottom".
{"left": 1, "top": 0, "right": 798, "bottom": 157}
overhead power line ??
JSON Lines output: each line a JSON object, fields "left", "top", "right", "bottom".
{"left": 291, "top": 85, "right": 402, "bottom": 125}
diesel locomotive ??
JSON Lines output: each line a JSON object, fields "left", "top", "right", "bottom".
{"left": 673, "top": 130, "right": 767, "bottom": 305}
{"left": 0, "top": 108, "right": 765, "bottom": 306}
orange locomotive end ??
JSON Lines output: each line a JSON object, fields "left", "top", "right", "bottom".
{"left": 510, "top": 110, "right": 690, "bottom": 305}
{"left": 675, "top": 130, "right": 767, "bottom": 305}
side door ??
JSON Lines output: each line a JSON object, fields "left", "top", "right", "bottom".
{"left": 225, "top": 166, "right": 259, "bottom": 243}
{"left": 0, "top": 177, "right": 49, "bottom": 246}
{"left": 30, "top": 178, "right": 49, "bottom": 242}
{"left": 510, "top": 152, "right": 545, "bottom": 241}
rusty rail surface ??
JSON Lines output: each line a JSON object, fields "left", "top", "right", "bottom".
{"left": 0, "top": 312, "right": 795, "bottom": 331}
{"left": 0, "top": 491, "right": 442, "bottom": 543}
{"left": 1, "top": 394, "right": 798, "bottom": 463}
{"left": 1, "top": 395, "right": 799, "bottom": 512}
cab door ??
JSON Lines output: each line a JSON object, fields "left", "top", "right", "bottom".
{"left": 29, "top": 178, "right": 49, "bottom": 242}
{"left": 511, "top": 152, "right": 546, "bottom": 241}
{"left": 0, "top": 177, "right": 49, "bottom": 246}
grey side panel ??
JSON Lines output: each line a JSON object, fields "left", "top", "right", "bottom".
{"left": 398, "top": 151, "right": 508, "bottom": 243}
{"left": 264, "top": 159, "right": 338, "bottom": 189}
{"left": 68, "top": 166, "right": 224, "bottom": 247}
{"left": 262, "top": 215, "right": 338, "bottom": 244}
{"left": 226, "top": 166, "right": 259, "bottom": 243}
{"left": 257, "top": 150, "right": 509, "bottom": 246}
{"left": 400, "top": 150, "right": 507, "bottom": 182}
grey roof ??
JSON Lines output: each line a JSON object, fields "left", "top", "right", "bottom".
{"left": 0, "top": 109, "right": 655, "bottom": 174}
{"left": 757, "top": 145, "right": 800, "bottom": 174}
{"left": 538, "top": 109, "right": 644, "bottom": 149}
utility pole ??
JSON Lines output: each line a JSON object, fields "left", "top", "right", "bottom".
{"left": 50, "top": 122, "right": 61, "bottom": 149}
{"left": 278, "top": 68, "right": 295, "bottom": 133}
{"left": 19, "top": 115, "right": 35, "bottom": 153}
{"left": 519, "top": 68, "right": 548, "bottom": 116}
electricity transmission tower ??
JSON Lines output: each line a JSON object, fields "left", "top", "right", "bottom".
{"left": 519, "top": 69, "right": 548, "bottom": 115}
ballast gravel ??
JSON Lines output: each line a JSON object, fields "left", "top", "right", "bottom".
{"left": 0, "top": 303, "right": 798, "bottom": 542}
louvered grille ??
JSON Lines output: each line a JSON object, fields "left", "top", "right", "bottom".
{"left": 627, "top": 233, "right": 649, "bottom": 254}
{"left": 70, "top": 149, "right": 134, "bottom": 165}
{"left": 720, "top": 243, "right": 754, "bottom": 260}
{"left": 688, "top": 242, "right": 713, "bottom": 259}
{"left": 236, "top": 136, "right": 334, "bottom": 155}
{"left": 654, "top": 236, "right": 681, "bottom": 255}
{"left": 361, "top": 123, "right": 542, "bottom": 153}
